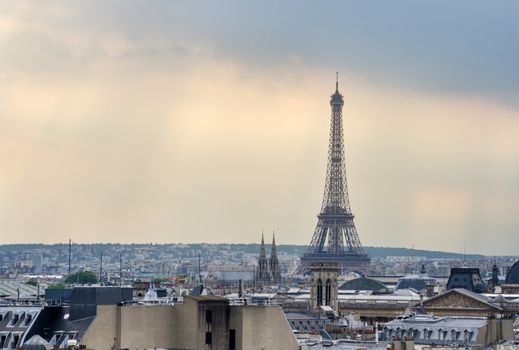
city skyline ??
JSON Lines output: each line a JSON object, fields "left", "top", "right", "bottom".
{"left": 1, "top": 2, "right": 519, "bottom": 254}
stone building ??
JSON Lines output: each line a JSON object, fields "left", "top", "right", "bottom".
{"left": 421, "top": 288, "right": 504, "bottom": 317}
{"left": 256, "top": 233, "right": 281, "bottom": 285}
{"left": 309, "top": 262, "right": 339, "bottom": 311}
{"left": 382, "top": 313, "right": 514, "bottom": 347}
{"left": 3, "top": 287, "right": 300, "bottom": 350}
{"left": 81, "top": 295, "right": 299, "bottom": 350}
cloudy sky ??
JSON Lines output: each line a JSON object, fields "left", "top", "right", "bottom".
{"left": 1, "top": 1, "right": 518, "bottom": 254}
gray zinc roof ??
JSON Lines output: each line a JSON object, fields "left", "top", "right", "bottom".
{"left": 0, "top": 280, "right": 41, "bottom": 297}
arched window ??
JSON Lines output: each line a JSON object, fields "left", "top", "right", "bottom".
{"left": 423, "top": 328, "right": 429, "bottom": 339}
{"left": 325, "top": 279, "right": 332, "bottom": 306}
{"left": 316, "top": 279, "right": 323, "bottom": 306}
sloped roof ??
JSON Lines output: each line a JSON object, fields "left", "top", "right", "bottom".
{"left": 506, "top": 260, "right": 519, "bottom": 284}
{"left": 210, "top": 271, "right": 254, "bottom": 281}
{"left": 396, "top": 274, "right": 436, "bottom": 291}
{"left": 23, "top": 335, "right": 52, "bottom": 350}
{"left": 190, "top": 285, "right": 214, "bottom": 296}
{"left": 0, "top": 280, "right": 41, "bottom": 297}
{"left": 339, "top": 277, "right": 390, "bottom": 294}
{"left": 447, "top": 267, "right": 487, "bottom": 293}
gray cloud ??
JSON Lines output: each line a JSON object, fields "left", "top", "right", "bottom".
{"left": 60, "top": 1, "right": 519, "bottom": 101}
{"left": 4, "top": 1, "right": 519, "bottom": 99}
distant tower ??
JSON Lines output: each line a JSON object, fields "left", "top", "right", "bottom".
{"left": 489, "top": 262, "right": 500, "bottom": 292}
{"left": 301, "top": 74, "right": 370, "bottom": 272}
{"left": 491, "top": 263, "right": 500, "bottom": 286}
{"left": 256, "top": 233, "right": 270, "bottom": 283}
{"left": 310, "top": 262, "right": 339, "bottom": 311}
{"left": 269, "top": 234, "right": 281, "bottom": 283}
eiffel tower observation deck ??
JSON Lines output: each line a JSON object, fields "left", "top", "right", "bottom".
{"left": 301, "top": 74, "right": 371, "bottom": 273}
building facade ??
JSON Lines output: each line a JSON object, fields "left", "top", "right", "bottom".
{"left": 310, "top": 262, "right": 339, "bottom": 311}
{"left": 256, "top": 233, "right": 281, "bottom": 286}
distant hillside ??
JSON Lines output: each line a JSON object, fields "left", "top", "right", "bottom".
{"left": 0, "top": 243, "right": 486, "bottom": 259}
{"left": 364, "top": 246, "right": 484, "bottom": 259}
{"left": 224, "top": 244, "right": 485, "bottom": 259}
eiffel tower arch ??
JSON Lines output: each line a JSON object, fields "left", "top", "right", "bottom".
{"left": 300, "top": 74, "right": 371, "bottom": 273}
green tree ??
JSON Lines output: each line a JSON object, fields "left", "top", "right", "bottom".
{"left": 25, "top": 280, "right": 38, "bottom": 287}
{"left": 64, "top": 271, "right": 98, "bottom": 285}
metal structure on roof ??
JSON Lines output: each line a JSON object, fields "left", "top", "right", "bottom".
{"left": 301, "top": 75, "right": 370, "bottom": 272}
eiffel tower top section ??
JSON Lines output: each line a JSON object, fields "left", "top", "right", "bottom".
{"left": 321, "top": 73, "right": 351, "bottom": 216}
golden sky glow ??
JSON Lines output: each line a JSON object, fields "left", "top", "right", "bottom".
{"left": 1, "top": 2, "right": 518, "bottom": 254}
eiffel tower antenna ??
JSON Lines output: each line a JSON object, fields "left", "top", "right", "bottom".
{"left": 301, "top": 75, "right": 370, "bottom": 272}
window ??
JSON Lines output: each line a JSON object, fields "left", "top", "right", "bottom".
{"left": 10, "top": 313, "right": 19, "bottom": 326}
{"left": 316, "top": 279, "right": 323, "bottom": 306}
{"left": 468, "top": 331, "right": 473, "bottom": 341}
{"left": 229, "top": 329, "right": 236, "bottom": 350}
{"left": 423, "top": 329, "right": 429, "bottom": 339}
{"left": 24, "top": 314, "right": 33, "bottom": 326}
{"left": 325, "top": 279, "right": 332, "bottom": 306}
{"left": 414, "top": 329, "right": 420, "bottom": 339}
{"left": 13, "top": 334, "right": 20, "bottom": 348}
{"left": 206, "top": 309, "right": 213, "bottom": 324}
{"left": 205, "top": 331, "right": 212, "bottom": 345}
{"left": 451, "top": 330, "right": 460, "bottom": 341}
{"left": 464, "top": 330, "right": 472, "bottom": 341}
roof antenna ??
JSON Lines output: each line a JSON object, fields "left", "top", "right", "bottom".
{"left": 335, "top": 72, "right": 339, "bottom": 93}
{"left": 463, "top": 241, "right": 467, "bottom": 267}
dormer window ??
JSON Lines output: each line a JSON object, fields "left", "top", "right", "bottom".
{"left": 10, "top": 313, "right": 19, "bottom": 326}
{"left": 24, "top": 313, "right": 33, "bottom": 326}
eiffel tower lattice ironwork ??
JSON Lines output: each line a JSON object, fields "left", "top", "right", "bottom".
{"left": 301, "top": 74, "right": 370, "bottom": 272}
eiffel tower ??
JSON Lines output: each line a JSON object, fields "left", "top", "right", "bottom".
{"left": 301, "top": 74, "right": 370, "bottom": 273}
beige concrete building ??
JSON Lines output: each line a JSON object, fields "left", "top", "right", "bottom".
{"left": 81, "top": 295, "right": 299, "bottom": 350}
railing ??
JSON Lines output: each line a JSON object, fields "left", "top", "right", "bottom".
{"left": 228, "top": 297, "right": 282, "bottom": 306}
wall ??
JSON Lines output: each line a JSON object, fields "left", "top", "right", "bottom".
{"left": 81, "top": 305, "right": 118, "bottom": 350}
{"left": 173, "top": 298, "right": 200, "bottom": 349}
{"left": 230, "top": 305, "right": 299, "bottom": 350}
{"left": 119, "top": 305, "right": 176, "bottom": 349}
{"left": 81, "top": 299, "right": 299, "bottom": 350}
